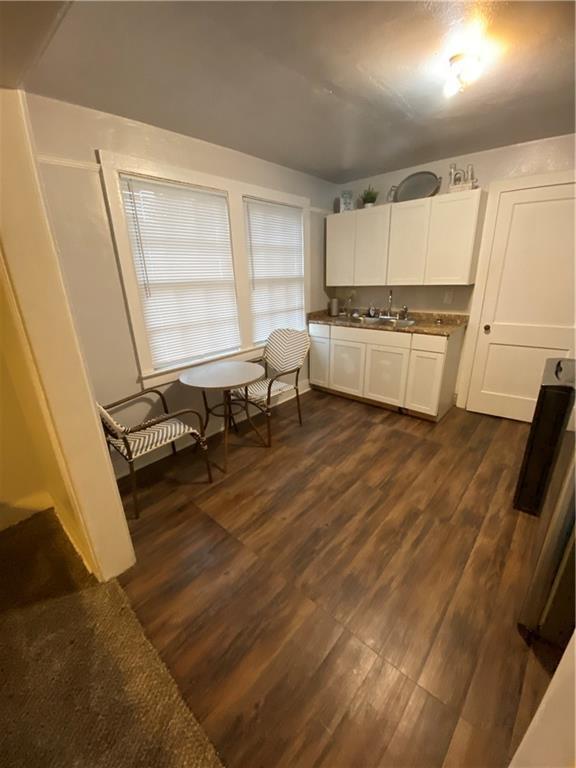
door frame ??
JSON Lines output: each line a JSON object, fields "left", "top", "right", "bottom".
{"left": 456, "top": 170, "right": 576, "bottom": 411}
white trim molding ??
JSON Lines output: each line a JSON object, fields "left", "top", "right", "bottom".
{"left": 36, "top": 153, "right": 101, "bottom": 173}
{"left": 99, "top": 150, "right": 311, "bottom": 386}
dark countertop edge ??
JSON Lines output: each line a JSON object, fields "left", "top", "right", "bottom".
{"left": 307, "top": 311, "right": 468, "bottom": 338}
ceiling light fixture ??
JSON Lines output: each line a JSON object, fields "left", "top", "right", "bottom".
{"left": 444, "top": 52, "right": 483, "bottom": 97}
{"left": 440, "top": 17, "right": 501, "bottom": 98}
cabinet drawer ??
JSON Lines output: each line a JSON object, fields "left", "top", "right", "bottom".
{"left": 308, "top": 323, "right": 330, "bottom": 339}
{"left": 331, "top": 324, "right": 411, "bottom": 348}
{"left": 410, "top": 333, "right": 447, "bottom": 353}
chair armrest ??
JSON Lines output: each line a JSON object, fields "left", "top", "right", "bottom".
{"left": 268, "top": 366, "right": 301, "bottom": 382}
{"left": 266, "top": 367, "right": 302, "bottom": 401}
{"left": 127, "top": 408, "right": 205, "bottom": 435}
{"left": 105, "top": 387, "right": 170, "bottom": 414}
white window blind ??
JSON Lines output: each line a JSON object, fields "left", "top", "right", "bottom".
{"left": 120, "top": 175, "right": 241, "bottom": 370}
{"left": 244, "top": 198, "right": 305, "bottom": 344}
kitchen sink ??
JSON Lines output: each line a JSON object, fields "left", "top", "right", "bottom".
{"left": 383, "top": 318, "right": 416, "bottom": 328}
{"left": 350, "top": 316, "right": 415, "bottom": 328}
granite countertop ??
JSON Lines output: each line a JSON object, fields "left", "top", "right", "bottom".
{"left": 307, "top": 310, "right": 468, "bottom": 337}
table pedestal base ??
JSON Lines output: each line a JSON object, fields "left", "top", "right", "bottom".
{"left": 202, "top": 389, "right": 267, "bottom": 473}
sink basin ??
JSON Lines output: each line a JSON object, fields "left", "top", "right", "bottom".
{"left": 348, "top": 316, "right": 415, "bottom": 328}
{"left": 350, "top": 316, "right": 390, "bottom": 325}
{"left": 387, "top": 319, "right": 416, "bottom": 328}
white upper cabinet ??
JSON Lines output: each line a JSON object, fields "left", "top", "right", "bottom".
{"left": 325, "top": 191, "right": 485, "bottom": 287}
{"left": 326, "top": 211, "right": 356, "bottom": 286}
{"left": 387, "top": 198, "right": 432, "bottom": 285}
{"left": 353, "top": 205, "right": 391, "bottom": 286}
{"left": 425, "top": 189, "right": 483, "bottom": 284}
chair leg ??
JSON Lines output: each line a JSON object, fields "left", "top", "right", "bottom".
{"left": 128, "top": 461, "right": 139, "bottom": 519}
{"left": 190, "top": 430, "right": 212, "bottom": 483}
{"left": 202, "top": 439, "right": 213, "bottom": 483}
{"left": 295, "top": 386, "right": 303, "bottom": 426}
{"left": 266, "top": 408, "right": 272, "bottom": 447}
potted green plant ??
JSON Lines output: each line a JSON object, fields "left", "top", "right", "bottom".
{"left": 360, "top": 185, "right": 379, "bottom": 208}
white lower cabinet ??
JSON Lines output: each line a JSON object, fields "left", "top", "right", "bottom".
{"left": 309, "top": 336, "right": 330, "bottom": 386}
{"left": 404, "top": 349, "right": 444, "bottom": 416}
{"left": 309, "top": 323, "right": 464, "bottom": 421}
{"left": 364, "top": 344, "right": 410, "bottom": 406}
{"left": 329, "top": 339, "right": 366, "bottom": 395}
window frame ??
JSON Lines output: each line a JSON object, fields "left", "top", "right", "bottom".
{"left": 100, "top": 151, "right": 310, "bottom": 385}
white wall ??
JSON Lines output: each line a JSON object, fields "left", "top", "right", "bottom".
{"left": 346, "top": 134, "right": 575, "bottom": 201}
{"left": 25, "top": 92, "right": 575, "bottom": 461}
{"left": 510, "top": 633, "right": 575, "bottom": 768}
{"left": 1, "top": 90, "right": 135, "bottom": 578}
{"left": 330, "top": 134, "right": 575, "bottom": 314}
{"left": 24, "top": 94, "right": 335, "bottom": 474}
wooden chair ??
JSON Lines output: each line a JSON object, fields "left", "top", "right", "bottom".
{"left": 97, "top": 388, "right": 212, "bottom": 518}
{"left": 234, "top": 328, "right": 310, "bottom": 446}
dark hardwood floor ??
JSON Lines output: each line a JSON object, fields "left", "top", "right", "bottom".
{"left": 119, "top": 389, "right": 560, "bottom": 768}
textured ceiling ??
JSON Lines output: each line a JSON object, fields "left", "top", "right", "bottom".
{"left": 0, "top": 2, "right": 68, "bottom": 88}
{"left": 12, "top": 1, "right": 576, "bottom": 181}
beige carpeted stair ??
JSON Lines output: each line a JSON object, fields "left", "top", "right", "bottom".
{"left": 0, "top": 511, "right": 223, "bottom": 768}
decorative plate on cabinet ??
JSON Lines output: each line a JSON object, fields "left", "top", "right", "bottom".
{"left": 393, "top": 172, "right": 441, "bottom": 202}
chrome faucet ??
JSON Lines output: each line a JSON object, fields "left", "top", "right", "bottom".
{"left": 386, "top": 289, "right": 393, "bottom": 318}
{"left": 345, "top": 294, "right": 353, "bottom": 318}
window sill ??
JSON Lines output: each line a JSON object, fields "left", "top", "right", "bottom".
{"left": 140, "top": 345, "right": 266, "bottom": 387}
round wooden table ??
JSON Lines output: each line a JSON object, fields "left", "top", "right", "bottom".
{"left": 179, "top": 360, "right": 265, "bottom": 472}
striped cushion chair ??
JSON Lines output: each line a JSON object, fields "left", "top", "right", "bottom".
{"left": 97, "top": 388, "right": 212, "bottom": 518}
{"left": 234, "top": 328, "right": 310, "bottom": 446}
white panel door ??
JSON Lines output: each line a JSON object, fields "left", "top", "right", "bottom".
{"left": 405, "top": 350, "right": 445, "bottom": 416}
{"left": 329, "top": 339, "right": 365, "bottom": 396}
{"left": 425, "top": 190, "right": 482, "bottom": 284}
{"left": 354, "top": 205, "right": 391, "bottom": 286}
{"left": 309, "top": 337, "right": 330, "bottom": 387}
{"left": 326, "top": 211, "right": 356, "bottom": 286}
{"left": 387, "top": 198, "right": 431, "bottom": 285}
{"left": 364, "top": 344, "right": 409, "bottom": 406}
{"left": 467, "top": 182, "right": 575, "bottom": 421}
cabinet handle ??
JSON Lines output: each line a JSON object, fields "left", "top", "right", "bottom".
{"left": 483, "top": 324, "right": 491, "bottom": 334}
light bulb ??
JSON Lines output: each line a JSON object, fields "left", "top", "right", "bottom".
{"left": 443, "top": 77, "right": 461, "bottom": 99}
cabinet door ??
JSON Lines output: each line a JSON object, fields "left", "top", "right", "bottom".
{"left": 309, "top": 337, "right": 330, "bottom": 387}
{"left": 329, "top": 340, "right": 366, "bottom": 396}
{"left": 364, "top": 344, "right": 409, "bottom": 406}
{"left": 425, "top": 190, "right": 482, "bottom": 284}
{"left": 354, "top": 205, "right": 391, "bottom": 286}
{"left": 326, "top": 211, "right": 356, "bottom": 286}
{"left": 387, "top": 198, "right": 431, "bottom": 285}
{"left": 405, "top": 350, "right": 445, "bottom": 416}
